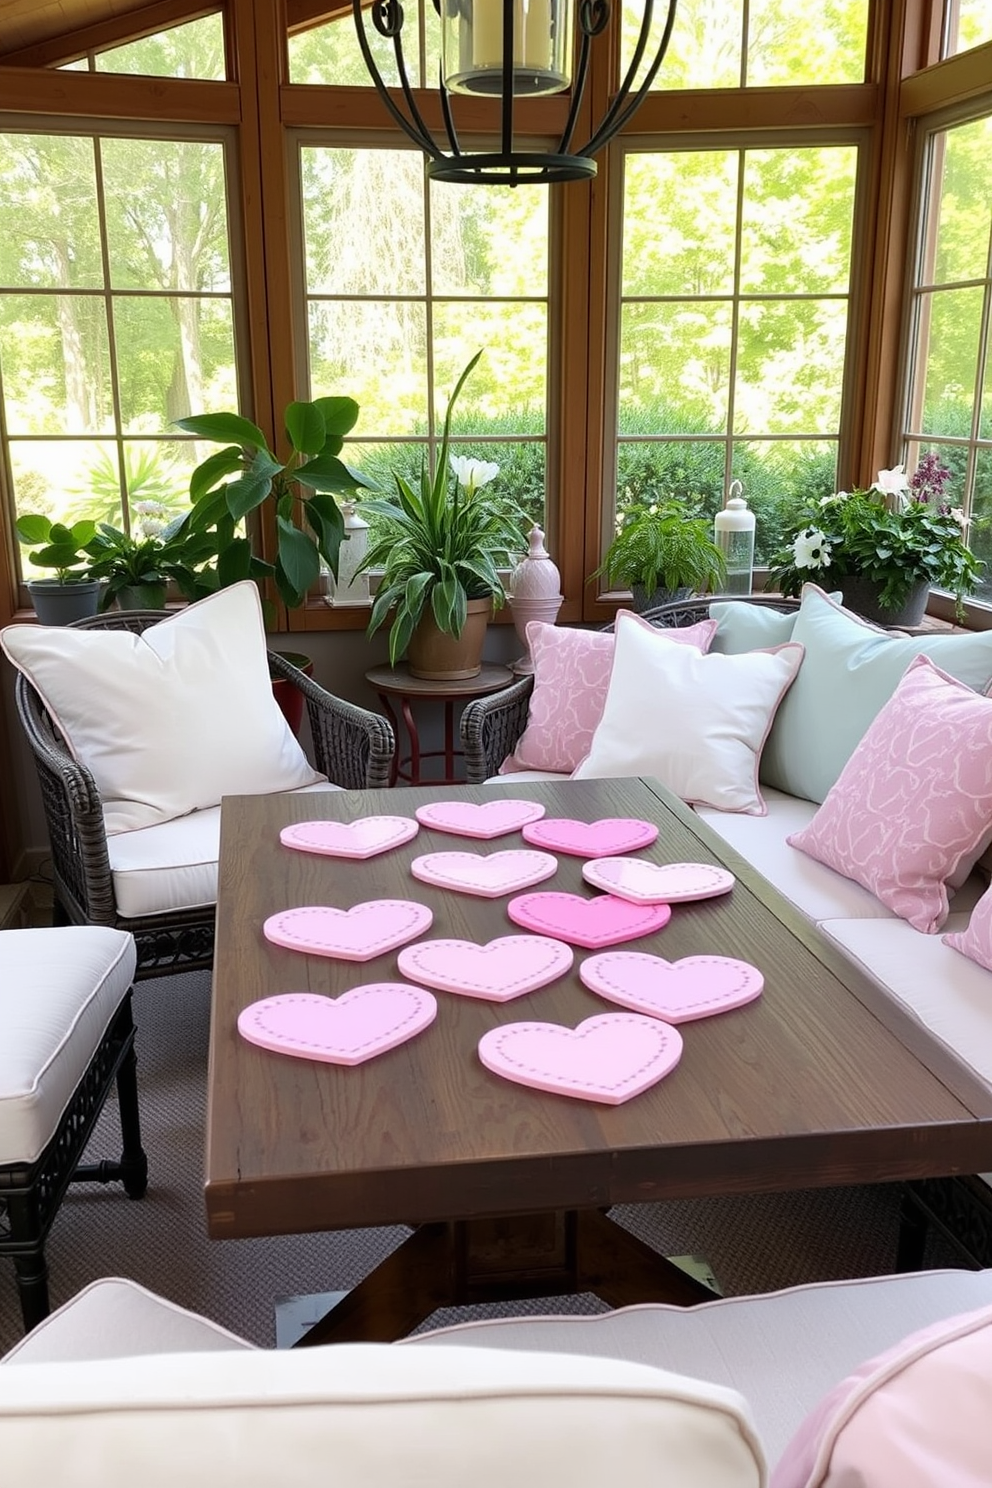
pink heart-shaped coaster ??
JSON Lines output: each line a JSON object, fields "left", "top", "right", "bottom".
{"left": 521, "top": 817, "right": 659, "bottom": 857}
{"left": 415, "top": 799, "right": 546, "bottom": 839}
{"left": 397, "top": 935, "right": 573, "bottom": 1001}
{"left": 263, "top": 901, "right": 433, "bottom": 962}
{"left": 581, "top": 858, "right": 735, "bottom": 905}
{"left": 280, "top": 816, "right": 419, "bottom": 860}
{"left": 478, "top": 1012, "right": 682, "bottom": 1105}
{"left": 411, "top": 850, "right": 558, "bottom": 899}
{"left": 238, "top": 984, "right": 437, "bottom": 1066}
{"left": 580, "top": 952, "right": 764, "bottom": 1023}
{"left": 507, "top": 892, "right": 671, "bottom": 949}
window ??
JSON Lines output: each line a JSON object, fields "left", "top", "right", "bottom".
{"left": 60, "top": 13, "right": 226, "bottom": 78}
{"left": 604, "top": 139, "right": 860, "bottom": 577}
{"left": 900, "top": 111, "right": 992, "bottom": 602}
{"left": 0, "top": 127, "right": 242, "bottom": 588}
{"left": 942, "top": 0, "right": 992, "bottom": 58}
{"left": 293, "top": 141, "right": 551, "bottom": 536}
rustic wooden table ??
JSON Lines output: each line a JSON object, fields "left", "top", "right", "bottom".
{"left": 206, "top": 777, "right": 992, "bottom": 1344}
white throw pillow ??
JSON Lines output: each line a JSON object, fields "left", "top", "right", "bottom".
{"left": 0, "top": 581, "right": 325, "bottom": 834}
{"left": 572, "top": 611, "right": 804, "bottom": 815}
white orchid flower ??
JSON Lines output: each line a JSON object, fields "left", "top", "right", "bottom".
{"left": 450, "top": 456, "right": 500, "bottom": 496}
{"left": 950, "top": 506, "right": 968, "bottom": 530}
{"left": 871, "top": 465, "right": 911, "bottom": 498}
{"left": 792, "top": 528, "right": 832, "bottom": 570}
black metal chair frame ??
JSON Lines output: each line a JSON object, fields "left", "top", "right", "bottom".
{"left": 13, "top": 609, "right": 396, "bottom": 980}
{"left": 0, "top": 990, "right": 148, "bottom": 1333}
{"left": 459, "top": 594, "right": 802, "bottom": 784}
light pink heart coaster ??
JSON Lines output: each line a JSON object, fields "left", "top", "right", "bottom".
{"left": 581, "top": 858, "right": 735, "bottom": 905}
{"left": 397, "top": 935, "right": 573, "bottom": 1001}
{"left": 238, "top": 984, "right": 437, "bottom": 1066}
{"left": 411, "top": 850, "right": 558, "bottom": 899}
{"left": 580, "top": 952, "right": 764, "bottom": 1023}
{"left": 415, "top": 799, "right": 546, "bottom": 839}
{"left": 263, "top": 901, "right": 433, "bottom": 962}
{"left": 478, "top": 1012, "right": 682, "bottom": 1105}
{"left": 521, "top": 817, "right": 659, "bottom": 857}
{"left": 280, "top": 816, "right": 419, "bottom": 860}
{"left": 507, "top": 891, "right": 671, "bottom": 949}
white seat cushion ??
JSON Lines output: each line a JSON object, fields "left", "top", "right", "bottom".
{"left": 411, "top": 1269, "right": 992, "bottom": 1469}
{"left": 109, "top": 783, "right": 341, "bottom": 919}
{"left": 0, "top": 927, "right": 136, "bottom": 1166}
{"left": 0, "top": 1340, "right": 763, "bottom": 1488}
{"left": 819, "top": 914, "right": 992, "bottom": 1089}
{"left": 2, "top": 1278, "right": 255, "bottom": 1364}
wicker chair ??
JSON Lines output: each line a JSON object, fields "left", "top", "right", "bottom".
{"left": 459, "top": 594, "right": 800, "bottom": 783}
{"left": 13, "top": 609, "right": 395, "bottom": 981}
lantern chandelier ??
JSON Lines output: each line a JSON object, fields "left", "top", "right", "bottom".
{"left": 352, "top": 0, "right": 679, "bottom": 185}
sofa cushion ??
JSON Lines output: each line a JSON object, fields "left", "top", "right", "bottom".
{"left": 107, "top": 782, "right": 340, "bottom": 919}
{"left": 0, "top": 1341, "right": 764, "bottom": 1488}
{"left": 760, "top": 585, "right": 992, "bottom": 805}
{"left": 413, "top": 1270, "right": 992, "bottom": 1473}
{"left": 573, "top": 613, "right": 803, "bottom": 815}
{"left": 788, "top": 655, "right": 992, "bottom": 933}
{"left": 771, "top": 1301, "right": 992, "bottom": 1487}
{"left": 501, "top": 615, "right": 716, "bottom": 776}
{"left": 709, "top": 600, "right": 799, "bottom": 654}
{"left": 0, "top": 926, "right": 136, "bottom": 1166}
{"left": 0, "top": 582, "right": 325, "bottom": 835}
{"left": 818, "top": 912, "right": 992, "bottom": 1087}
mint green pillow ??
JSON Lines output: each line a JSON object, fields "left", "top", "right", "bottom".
{"left": 708, "top": 601, "right": 799, "bottom": 654}
{"left": 760, "top": 585, "right": 992, "bottom": 802}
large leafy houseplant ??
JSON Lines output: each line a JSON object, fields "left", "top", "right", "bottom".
{"left": 766, "top": 455, "right": 983, "bottom": 619}
{"left": 589, "top": 501, "right": 727, "bottom": 606}
{"left": 83, "top": 513, "right": 218, "bottom": 610}
{"left": 360, "top": 353, "right": 525, "bottom": 666}
{"left": 175, "top": 396, "right": 371, "bottom": 610}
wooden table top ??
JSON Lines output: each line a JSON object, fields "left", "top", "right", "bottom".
{"left": 205, "top": 777, "right": 992, "bottom": 1241}
{"left": 365, "top": 662, "right": 514, "bottom": 701}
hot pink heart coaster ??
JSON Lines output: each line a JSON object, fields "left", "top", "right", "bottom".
{"left": 478, "top": 1012, "right": 682, "bottom": 1105}
{"left": 263, "top": 901, "right": 433, "bottom": 962}
{"left": 279, "top": 816, "right": 419, "bottom": 860}
{"left": 581, "top": 858, "right": 735, "bottom": 905}
{"left": 579, "top": 952, "right": 764, "bottom": 1023}
{"left": 238, "top": 984, "right": 437, "bottom": 1066}
{"left": 411, "top": 849, "right": 558, "bottom": 899}
{"left": 521, "top": 817, "right": 659, "bottom": 857}
{"left": 414, "top": 799, "right": 546, "bottom": 839}
{"left": 397, "top": 935, "right": 573, "bottom": 1001}
{"left": 507, "top": 891, "right": 671, "bottom": 949}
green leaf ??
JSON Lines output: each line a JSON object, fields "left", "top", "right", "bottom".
{"left": 275, "top": 515, "right": 321, "bottom": 608}
{"left": 216, "top": 536, "right": 256, "bottom": 588}
{"left": 303, "top": 492, "right": 345, "bottom": 575}
{"left": 14, "top": 514, "right": 52, "bottom": 544}
{"left": 189, "top": 446, "right": 245, "bottom": 503}
{"left": 312, "top": 396, "right": 359, "bottom": 440}
{"left": 295, "top": 453, "right": 372, "bottom": 495}
{"left": 285, "top": 401, "right": 326, "bottom": 456}
{"left": 174, "top": 412, "right": 269, "bottom": 452}
{"left": 224, "top": 451, "right": 281, "bottom": 521}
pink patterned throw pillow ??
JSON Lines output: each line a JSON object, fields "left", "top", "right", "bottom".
{"left": 788, "top": 654, "right": 992, "bottom": 934}
{"left": 500, "top": 614, "right": 717, "bottom": 776}
{"left": 944, "top": 881, "right": 992, "bottom": 971}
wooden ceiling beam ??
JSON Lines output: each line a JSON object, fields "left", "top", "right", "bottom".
{"left": 0, "top": 62, "right": 239, "bottom": 120}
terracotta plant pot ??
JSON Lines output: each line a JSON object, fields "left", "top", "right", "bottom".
{"left": 407, "top": 597, "right": 491, "bottom": 680}
{"left": 270, "top": 651, "right": 314, "bottom": 736}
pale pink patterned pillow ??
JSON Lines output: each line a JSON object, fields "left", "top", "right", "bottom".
{"left": 944, "top": 881, "right": 992, "bottom": 971}
{"left": 772, "top": 1301, "right": 992, "bottom": 1488}
{"left": 788, "top": 654, "right": 992, "bottom": 934}
{"left": 500, "top": 614, "right": 717, "bottom": 776}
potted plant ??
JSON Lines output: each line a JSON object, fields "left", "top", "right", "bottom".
{"left": 82, "top": 514, "right": 219, "bottom": 611}
{"left": 765, "top": 454, "right": 984, "bottom": 625}
{"left": 589, "top": 501, "right": 727, "bottom": 611}
{"left": 14, "top": 514, "right": 103, "bottom": 624}
{"left": 175, "top": 395, "right": 373, "bottom": 612}
{"left": 359, "top": 352, "right": 526, "bottom": 679}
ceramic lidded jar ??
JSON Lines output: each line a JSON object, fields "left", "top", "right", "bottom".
{"left": 507, "top": 525, "right": 564, "bottom": 675}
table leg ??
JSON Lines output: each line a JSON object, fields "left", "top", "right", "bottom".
{"left": 443, "top": 700, "right": 455, "bottom": 783}
{"left": 375, "top": 694, "right": 401, "bottom": 787}
{"left": 292, "top": 1209, "right": 715, "bottom": 1346}
{"left": 400, "top": 695, "right": 421, "bottom": 785}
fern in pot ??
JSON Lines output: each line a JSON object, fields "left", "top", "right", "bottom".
{"left": 590, "top": 500, "right": 727, "bottom": 611}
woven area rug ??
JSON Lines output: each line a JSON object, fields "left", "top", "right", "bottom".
{"left": 0, "top": 968, "right": 961, "bottom": 1353}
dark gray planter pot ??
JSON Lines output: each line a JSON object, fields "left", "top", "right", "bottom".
{"left": 26, "top": 579, "right": 103, "bottom": 625}
{"left": 839, "top": 576, "right": 930, "bottom": 629}
{"left": 630, "top": 584, "right": 692, "bottom": 614}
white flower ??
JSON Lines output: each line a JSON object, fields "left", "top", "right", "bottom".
{"left": 792, "top": 528, "right": 832, "bottom": 569}
{"left": 871, "top": 465, "right": 911, "bottom": 498}
{"left": 819, "top": 490, "right": 849, "bottom": 507}
{"left": 450, "top": 456, "right": 500, "bottom": 496}
{"left": 950, "top": 507, "right": 968, "bottom": 530}
{"left": 131, "top": 499, "right": 169, "bottom": 539}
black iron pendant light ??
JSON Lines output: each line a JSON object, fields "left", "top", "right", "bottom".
{"left": 352, "top": 0, "right": 679, "bottom": 185}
